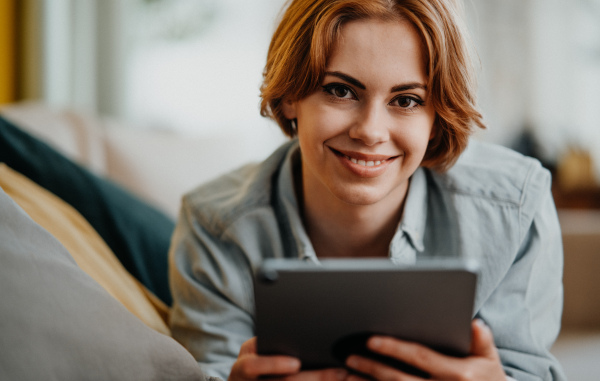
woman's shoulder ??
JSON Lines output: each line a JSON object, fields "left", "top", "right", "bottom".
{"left": 430, "top": 140, "right": 551, "bottom": 207}
{"left": 179, "top": 141, "right": 296, "bottom": 236}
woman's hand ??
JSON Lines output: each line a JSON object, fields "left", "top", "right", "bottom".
{"left": 229, "top": 337, "right": 351, "bottom": 381}
{"left": 344, "top": 320, "right": 507, "bottom": 381}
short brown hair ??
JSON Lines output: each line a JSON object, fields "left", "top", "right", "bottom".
{"left": 260, "top": 0, "right": 485, "bottom": 171}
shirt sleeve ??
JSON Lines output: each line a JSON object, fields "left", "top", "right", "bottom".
{"left": 476, "top": 166, "right": 566, "bottom": 381}
{"left": 168, "top": 200, "right": 255, "bottom": 380}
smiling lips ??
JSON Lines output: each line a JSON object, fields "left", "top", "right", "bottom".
{"left": 345, "top": 156, "right": 382, "bottom": 167}
{"left": 330, "top": 147, "right": 400, "bottom": 177}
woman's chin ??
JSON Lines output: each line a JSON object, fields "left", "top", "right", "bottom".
{"left": 329, "top": 184, "right": 398, "bottom": 207}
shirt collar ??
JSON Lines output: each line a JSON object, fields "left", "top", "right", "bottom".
{"left": 277, "top": 140, "right": 319, "bottom": 262}
{"left": 397, "top": 167, "right": 428, "bottom": 253}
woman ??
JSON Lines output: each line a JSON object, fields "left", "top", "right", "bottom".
{"left": 169, "top": 1, "right": 565, "bottom": 380}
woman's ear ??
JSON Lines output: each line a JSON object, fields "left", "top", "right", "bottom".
{"left": 282, "top": 98, "right": 297, "bottom": 120}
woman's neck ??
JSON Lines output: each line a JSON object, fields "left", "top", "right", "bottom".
{"left": 296, "top": 167, "right": 408, "bottom": 259}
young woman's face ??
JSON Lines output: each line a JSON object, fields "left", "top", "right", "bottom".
{"left": 284, "top": 18, "right": 436, "bottom": 207}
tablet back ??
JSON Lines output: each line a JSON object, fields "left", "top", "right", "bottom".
{"left": 254, "top": 258, "right": 477, "bottom": 371}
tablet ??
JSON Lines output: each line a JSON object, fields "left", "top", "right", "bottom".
{"left": 253, "top": 258, "right": 478, "bottom": 375}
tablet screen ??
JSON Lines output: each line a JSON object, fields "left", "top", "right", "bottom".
{"left": 254, "top": 258, "right": 478, "bottom": 373}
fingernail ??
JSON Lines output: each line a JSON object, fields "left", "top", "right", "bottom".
{"left": 289, "top": 358, "right": 301, "bottom": 368}
{"left": 346, "top": 356, "right": 358, "bottom": 368}
{"left": 475, "top": 319, "right": 489, "bottom": 330}
{"left": 369, "top": 337, "right": 382, "bottom": 349}
{"left": 336, "top": 369, "right": 348, "bottom": 380}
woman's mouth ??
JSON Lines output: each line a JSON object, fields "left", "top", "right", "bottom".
{"left": 330, "top": 147, "right": 400, "bottom": 177}
{"left": 343, "top": 155, "right": 383, "bottom": 167}
{"left": 331, "top": 148, "right": 398, "bottom": 166}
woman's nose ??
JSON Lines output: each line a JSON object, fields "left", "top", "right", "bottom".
{"left": 348, "top": 103, "right": 391, "bottom": 146}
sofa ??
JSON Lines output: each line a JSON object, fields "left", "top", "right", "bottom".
{"left": 0, "top": 103, "right": 230, "bottom": 380}
{"left": 1, "top": 102, "right": 599, "bottom": 379}
{"left": 0, "top": 102, "right": 285, "bottom": 380}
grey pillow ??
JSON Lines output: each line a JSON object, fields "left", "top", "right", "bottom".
{"left": 0, "top": 187, "right": 212, "bottom": 381}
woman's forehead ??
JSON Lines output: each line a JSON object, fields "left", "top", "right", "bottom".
{"left": 325, "top": 18, "right": 428, "bottom": 87}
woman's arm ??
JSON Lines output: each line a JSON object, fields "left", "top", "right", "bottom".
{"left": 476, "top": 182, "right": 566, "bottom": 380}
{"left": 169, "top": 204, "right": 256, "bottom": 380}
{"left": 169, "top": 211, "right": 352, "bottom": 381}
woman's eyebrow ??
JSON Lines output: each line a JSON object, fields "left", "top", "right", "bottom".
{"left": 324, "top": 71, "right": 366, "bottom": 89}
{"left": 324, "top": 71, "right": 427, "bottom": 93}
{"left": 391, "top": 83, "right": 427, "bottom": 92}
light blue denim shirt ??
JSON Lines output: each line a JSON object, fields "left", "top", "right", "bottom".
{"left": 169, "top": 139, "right": 565, "bottom": 381}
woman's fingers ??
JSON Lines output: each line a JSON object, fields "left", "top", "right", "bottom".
{"left": 238, "top": 337, "right": 258, "bottom": 356}
{"left": 230, "top": 337, "right": 302, "bottom": 381}
{"left": 232, "top": 338, "right": 353, "bottom": 381}
{"left": 236, "top": 325, "right": 502, "bottom": 381}
{"left": 233, "top": 355, "right": 301, "bottom": 379}
{"left": 286, "top": 368, "right": 350, "bottom": 381}
{"left": 345, "top": 320, "right": 506, "bottom": 381}
{"left": 469, "top": 319, "right": 499, "bottom": 359}
{"left": 346, "top": 355, "right": 423, "bottom": 381}
{"left": 365, "top": 335, "right": 451, "bottom": 375}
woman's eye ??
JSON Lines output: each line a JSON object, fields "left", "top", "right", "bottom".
{"left": 323, "top": 84, "right": 355, "bottom": 99}
{"left": 333, "top": 86, "right": 350, "bottom": 98}
{"left": 392, "top": 96, "right": 423, "bottom": 109}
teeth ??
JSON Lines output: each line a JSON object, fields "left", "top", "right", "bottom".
{"left": 345, "top": 155, "right": 384, "bottom": 167}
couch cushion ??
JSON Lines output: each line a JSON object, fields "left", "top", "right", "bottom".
{"left": 0, "top": 101, "right": 107, "bottom": 174}
{"left": 0, "top": 115, "right": 174, "bottom": 305}
{"left": 102, "top": 121, "right": 286, "bottom": 218}
{"left": 0, "top": 185, "right": 208, "bottom": 381}
{"left": 0, "top": 163, "right": 170, "bottom": 334}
